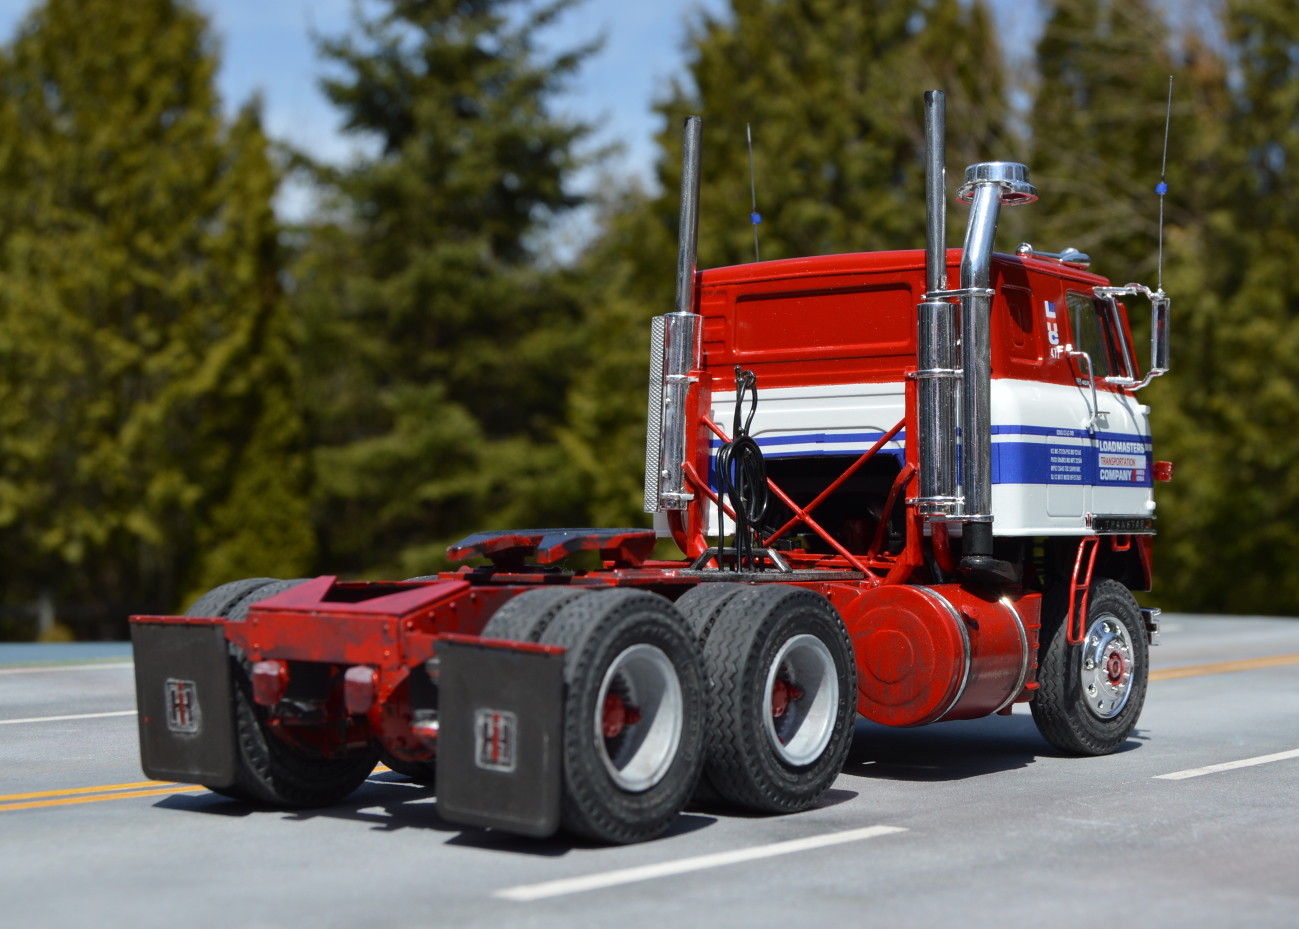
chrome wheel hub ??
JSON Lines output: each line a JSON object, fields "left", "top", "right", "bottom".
{"left": 763, "top": 634, "right": 838, "bottom": 765}
{"left": 595, "top": 644, "right": 683, "bottom": 792}
{"left": 1080, "top": 614, "right": 1135, "bottom": 719}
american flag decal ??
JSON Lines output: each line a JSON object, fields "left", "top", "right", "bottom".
{"left": 474, "top": 709, "right": 518, "bottom": 773}
{"left": 165, "top": 679, "right": 201, "bottom": 734}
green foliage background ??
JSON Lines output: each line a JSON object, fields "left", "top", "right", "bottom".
{"left": 1, "top": 0, "right": 1296, "bottom": 637}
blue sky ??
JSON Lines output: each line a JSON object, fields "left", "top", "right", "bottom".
{"left": 0, "top": 0, "right": 730, "bottom": 210}
{"left": 0, "top": 0, "right": 1042, "bottom": 220}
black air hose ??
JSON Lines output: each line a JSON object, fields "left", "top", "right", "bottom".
{"left": 716, "top": 366, "right": 767, "bottom": 571}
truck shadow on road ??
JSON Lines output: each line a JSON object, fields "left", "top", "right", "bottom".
{"left": 152, "top": 715, "right": 1146, "bottom": 848}
{"left": 153, "top": 772, "right": 719, "bottom": 856}
{"left": 843, "top": 715, "right": 1146, "bottom": 782}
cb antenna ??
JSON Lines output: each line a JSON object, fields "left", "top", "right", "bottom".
{"left": 1156, "top": 75, "right": 1172, "bottom": 293}
{"left": 747, "top": 123, "right": 761, "bottom": 261}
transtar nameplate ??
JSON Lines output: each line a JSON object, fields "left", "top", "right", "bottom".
{"left": 1090, "top": 514, "right": 1156, "bottom": 534}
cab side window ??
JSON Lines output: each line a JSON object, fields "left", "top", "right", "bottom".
{"left": 1065, "top": 291, "right": 1114, "bottom": 379}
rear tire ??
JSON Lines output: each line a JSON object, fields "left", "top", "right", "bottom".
{"left": 479, "top": 587, "right": 590, "bottom": 643}
{"left": 696, "top": 585, "right": 856, "bottom": 813}
{"left": 673, "top": 582, "right": 750, "bottom": 804}
{"left": 1031, "top": 577, "right": 1148, "bottom": 755}
{"left": 539, "top": 589, "right": 705, "bottom": 844}
{"left": 184, "top": 578, "right": 278, "bottom": 620}
{"left": 222, "top": 580, "right": 378, "bottom": 807}
{"left": 183, "top": 578, "right": 279, "bottom": 801}
{"left": 378, "top": 750, "right": 436, "bottom": 786}
{"left": 674, "top": 582, "right": 750, "bottom": 644}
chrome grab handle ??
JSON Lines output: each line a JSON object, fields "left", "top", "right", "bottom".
{"left": 1061, "top": 343, "right": 1101, "bottom": 433}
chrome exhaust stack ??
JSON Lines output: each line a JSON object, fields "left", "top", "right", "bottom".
{"left": 955, "top": 161, "right": 1036, "bottom": 568}
{"left": 914, "top": 91, "right": 961, "bottom": 519}
{"left": 645, "top": 116, "right": 704, "bottom": 512}
{"left": 914, "top": 90, "right": 1037, "bottom": 577}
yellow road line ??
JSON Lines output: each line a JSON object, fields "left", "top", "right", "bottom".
{"left": 1, "top": 784, "right": 207, "bottom": 812}
{"left": 0, "top": 779, "right": 175, "bottom": 802}
{"left": 1, "top": 764, "right": 396, "bottom": 813}
{"left": 1151, "top": 652, "right": 1299, "bottom": 681}
{"left": 0, "top": 662, "right": 132, "bottom": 676}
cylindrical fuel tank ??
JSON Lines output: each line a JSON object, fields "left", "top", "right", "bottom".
{"left": 843, "top": 584, "right": 1040, "bottom": 727}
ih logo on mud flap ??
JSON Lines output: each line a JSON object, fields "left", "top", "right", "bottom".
{"left": 474, "top": 709, "right": 517, "bottom": 773}
{"left": 164, "top": 678, "right": 201, "bottom": 734}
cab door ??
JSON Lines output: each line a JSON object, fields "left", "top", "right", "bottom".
{"left": 1062, "top": 291, "right": 1153, "bottom": 522}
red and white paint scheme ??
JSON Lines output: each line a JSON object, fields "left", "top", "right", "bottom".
{"left": 131, "top": 91, "right": 1172, "bottom": 846}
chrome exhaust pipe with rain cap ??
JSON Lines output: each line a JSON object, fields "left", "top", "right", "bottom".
{"left": 955, "top": 161, "right": 1036, "bottom": 576}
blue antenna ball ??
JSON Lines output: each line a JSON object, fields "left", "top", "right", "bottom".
{"left": 1155, "top": 181, "right": 1168, "bottom": 196}
{"left": 750, "top": 212, "right": 762, "bottom": 225}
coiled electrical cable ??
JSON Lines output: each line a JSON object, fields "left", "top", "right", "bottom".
{"left": 716, "top": 366, "right": 767, "bottom": 571}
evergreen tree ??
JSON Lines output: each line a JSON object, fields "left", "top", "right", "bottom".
{"left": 1150, "top": 0, "right": 1299, "bottom": 614}
{"left": 1026, "top": 0, "right": 1188, "bottom": 273}
{"left": 652, "top": 0, "right": 1011, "bottom": 270}
{"left": 295, "top": 0, "right": 596, "bottom": 577}
{"left": 187, "top": 104, "right": 317, "bottom": 599}
{"left": 556, "top": 183, "right": 678, "bottom": 531}
{"left": 1023, "top": 0, "right": 1299, "bottom": 614}
{"left": 0, "top": 0, "right": 312, "bottom": 637}
{"left": 560, "top": 0, "right": 1013, "bottom": 532}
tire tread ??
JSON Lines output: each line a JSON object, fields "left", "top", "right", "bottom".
{"left": 699, "top": 585, "right": 856, "bottom": 813}
{"left": 1030, "top": 577, "right": 1148, "bottom": 755}
{"left": 539, "top": 589, "right": 704, "bottom": 844}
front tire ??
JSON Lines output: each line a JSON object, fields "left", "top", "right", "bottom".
{"left": 1031, "top": 577, "right": 1149, "bottom": 755}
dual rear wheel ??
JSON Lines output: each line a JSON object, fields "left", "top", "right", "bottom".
{"left": 189, "top": 576, "right": 857, "bottom": 840}
{"left": 481, "top": 587, "right": 705, "bottom": 844}
{"left": 675, "top": 583, "right": 857, "bottom": 813}
{"left": 481, "top": 582, "right": 857, "bottom": 842}
{"left": 184, "top": 578, "right": 378, "bottom": 808}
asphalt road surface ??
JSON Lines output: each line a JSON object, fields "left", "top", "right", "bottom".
{"left": 3, "top": 614, "right": 1297, "bottom": 929}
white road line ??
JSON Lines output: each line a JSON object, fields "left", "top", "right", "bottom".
{"left": 0, "top": 662, "right": 132, "bottom": 676}
{"left": 0, "top": 710, "right": 137, "bottom": 726}
{"left": 1154, "top": 748, "right": 1299, "bottom": 780}
{"left": 494, "top": 824, "right": 908, "bottom": 902}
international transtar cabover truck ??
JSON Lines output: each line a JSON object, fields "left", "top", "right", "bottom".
{"left": 131, "top": 91, "right": 1171, "bottom": 844}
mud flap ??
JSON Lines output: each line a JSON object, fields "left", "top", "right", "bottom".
{"left": 130, "top": 618, "right": 236, "bottom": 787}
{"left": 436, "top": 636, "right": 564, "bottom": 838}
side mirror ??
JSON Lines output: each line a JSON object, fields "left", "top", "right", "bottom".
{"left": 1094, "top": 284, "right": 1170, "bottom": 391}
{"left": 1150, "top": 292, "right": 1170, "bottom": 378}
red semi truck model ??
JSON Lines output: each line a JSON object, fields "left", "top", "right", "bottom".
{"left": 131, "top": 92, "right": 1171, "bottom": 844}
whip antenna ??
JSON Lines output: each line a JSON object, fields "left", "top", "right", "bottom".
{"left": 1156, "top": 75, "right": 1172, "bottom": 293}
{"left": 747, "top": 123, "right": 761, "bottom": 261}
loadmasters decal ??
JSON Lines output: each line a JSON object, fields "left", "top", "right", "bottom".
{"left": 1097, "top": 438, "right": 1150, "bottom": 484}
{"left": 991, "top": 426, "right": 1152, "bottom": 487}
